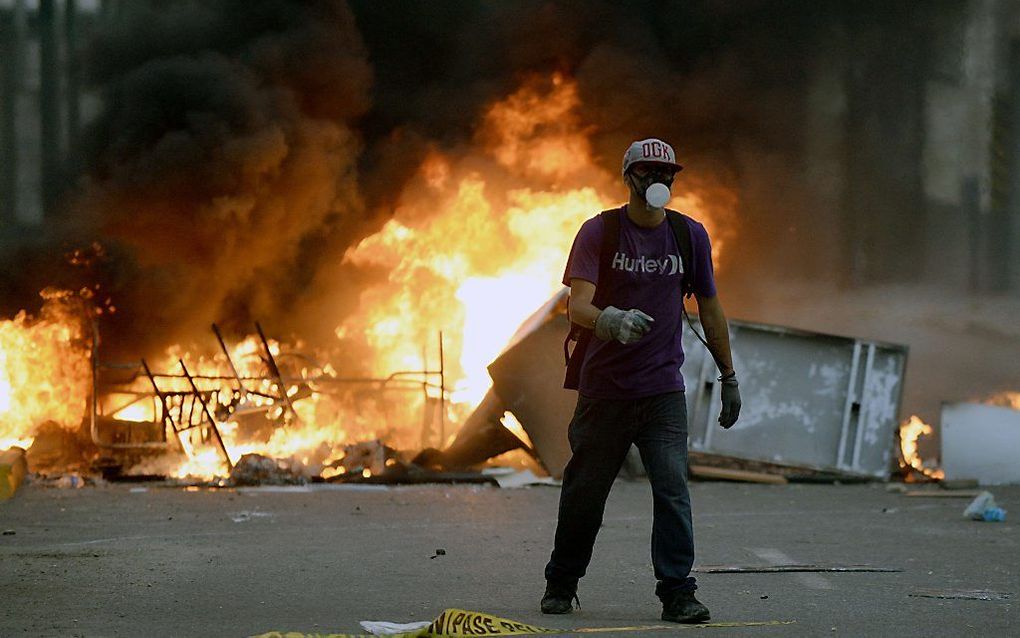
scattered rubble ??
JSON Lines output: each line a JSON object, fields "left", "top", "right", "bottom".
{"left": 229, "top": 453, "right": 305, "bottom": 486}
{"left": 903, "top": 490, "right": 982, "bottom": 498}
{"left": 483, "top": 468, "right": 559, "bottom": 489}
{"left": 963, "top": 491, "right": 1008, "bottom": 522}
{"left": 909, "top": 589, "right": 1012, "bottom": 601}
{"left": 326, "top": 440, "right": 396, "bottom": 479}
{"left": 694, "top": 565, "right": 901, "bottom": 574}
{"left": 230, "top": 510, "right": 274, "bottom": 523}
{"left": 26, "top": 421, "right": 90, "bottom": 474}
{"left": 689, "top": 465, "right": 788, "bottom": 485}
{"left": 412, "top": 390, "right": 525, "bottom": 471}
{"left": 55, "top": 473, "right": 85, "bottom": 489}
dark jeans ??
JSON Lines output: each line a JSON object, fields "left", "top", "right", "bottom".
{"left": 544, "top": 391, "right": 696, "bottom": 600}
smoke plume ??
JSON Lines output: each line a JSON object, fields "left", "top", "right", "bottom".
{"left": 1, "top": 0, "right": 1014, "bottom": 430}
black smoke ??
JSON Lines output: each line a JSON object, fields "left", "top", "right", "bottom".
{"left": 3, "top": 1, "right": 373, "bottom": 357}
{"left": 2, "top": 0, "right": 993, "bottom": 404}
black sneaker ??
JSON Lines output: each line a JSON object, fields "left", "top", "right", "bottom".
{"left": 661, "top": 590, "right": 710, "bottom": 623}
{"left": 540, "top": 581, "right": 579, "bottom": 614}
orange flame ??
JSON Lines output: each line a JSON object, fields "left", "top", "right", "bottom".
{"left": 984, "top": 391, "right": 1020, "bottom": 411}
{"left": 341, "top": 74, "right": 731, "bottom": 410}
{"left": 898, "top": 415, "right": 944, "bottom": 480}
{"left": 120, "top": 335, "right": 372, "bottom": 480}
{"left": 133, "top": 73, "right": 735, "bottom": 479}
{"left": 0, "top": 290, "right": 91, "bottom": 450}
{"left": 4, "top": 73, "right": 735, "bottom": 482}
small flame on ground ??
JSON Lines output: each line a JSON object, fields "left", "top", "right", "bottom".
{"left": 899, "top": 416, "right": 945, "bottom": 480}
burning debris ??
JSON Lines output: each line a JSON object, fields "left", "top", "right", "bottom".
{"left": 229, "top": 454, "right": 305, "bottom": 487}
{"left": 322, "top": 440, "right": 398, "bottom": 480}
{"left": 0, "top": 6, "right": 1014, "bottom": 491}
{"left": 91, "top": 322, "right": 452, "bottom": 483}
{"left": 899, "top": 416, "right": 944, "bottom": 481}
{"left": 897, "top": 391, "right": 1020, "bottom": 485}
{"left": 4, "top": 70, "right": 726, "bottom": 487}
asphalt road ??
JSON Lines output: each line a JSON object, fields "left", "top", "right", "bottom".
{"left": 1, "top": 480, "right": 1017, "bottom": 637}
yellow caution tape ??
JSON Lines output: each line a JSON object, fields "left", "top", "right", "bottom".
{"left": 428, "top": 609, "right": 557, "bottom": 636}
{"left": 252, "top": 608, "right": 794, "bottom": 638}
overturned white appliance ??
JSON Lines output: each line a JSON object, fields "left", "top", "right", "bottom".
{"left": 487, "top": 290, "right": 908, "bottom": 479}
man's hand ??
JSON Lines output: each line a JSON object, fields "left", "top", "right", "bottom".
{"left": 718, "top": 376, "right": 741, "bottom": 429}
{"left": 595, "top": 306, "right": 654, "bottom": 344}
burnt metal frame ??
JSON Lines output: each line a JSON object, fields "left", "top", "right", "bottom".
{"left": 211, "top": 323, "right": 248, "bottom": 394}
{"left": 255, "top": 321, "right": 299, "bottom": 422}
{"left": 140, "top": 359, "right": 184, "bottom": 452}
{"left": 89, "top": 322, "right": 449, "bottom": 459}
{"left": 178, "top": 359, "right": 233, "bottom": 471}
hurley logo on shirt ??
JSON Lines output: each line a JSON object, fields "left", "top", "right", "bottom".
{"left": 611, "top": 251, "right": 682, "bottom": 275}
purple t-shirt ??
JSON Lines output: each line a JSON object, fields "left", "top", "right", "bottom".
{"left": 562, "top": 207, "right": 716, "bottom": 399}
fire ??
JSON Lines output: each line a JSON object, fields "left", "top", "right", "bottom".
{"left": 154, "top": 73, "right": 733, "bottom": 479}
{"left": 984, "top": 391, "right": 1020, "bottom": 411}
{"left": 0, "top": 290, "right": 91, "bottom": 450}
{"left": 3, "top": 73, "right": 735, "bottom": 483}
{"left": 111, "top": 403, "right": 153, "bottom": 422}
{"left": 898, "top": 416, "right": 945, "bottom": 480}
{"left": 480, "top": 73, "right": 592, "bottom": 180}
{"left": 123, "top": 335, "right": 361, "bottom": 480}
{"left": 341, "top": 73, "right": 730, "bottom": 412}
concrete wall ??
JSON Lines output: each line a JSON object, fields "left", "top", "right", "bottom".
{"left": 0, "top": 0, "right": 101, "bottom": 230}
{"left": 802, "top": 0, "right": 1020, "bottom": 294}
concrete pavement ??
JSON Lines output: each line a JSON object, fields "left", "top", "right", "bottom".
{"left": 1, "top": 480, "right": 1017, "bottom": 637}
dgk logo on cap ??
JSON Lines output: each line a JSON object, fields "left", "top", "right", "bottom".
{"left": 622, "top": 138, "right": 683, "bottom": 175}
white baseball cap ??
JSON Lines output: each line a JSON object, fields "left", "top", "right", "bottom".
{"left": 621, "top": 138, "right": 683, "bottom": 175}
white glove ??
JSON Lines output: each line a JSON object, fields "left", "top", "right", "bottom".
{"left": 595, "top": 306, "right": 654, "bottom": 345}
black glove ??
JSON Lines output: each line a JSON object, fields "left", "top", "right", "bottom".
{"left": 718, "top": 375, "right": 741, "bottom": 429}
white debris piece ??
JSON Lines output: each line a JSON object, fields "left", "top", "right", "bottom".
{"left": 360, "top": 620, "right": 431, "bottom": 635}
{"left": 942, "top": 402, "right": 1020, "bottom": 485}
{"left": 230, "top": 510, "right": 274, "bottom": 523}
{"left": 485, "top": 468, "right": 560, "bottom": 489}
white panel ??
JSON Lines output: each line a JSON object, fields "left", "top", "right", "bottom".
{"left": 942, "top": 402, "right": 1020, "bottom": 485}
{"left": 682, "top": 317, "right": 907, "bottom": 478}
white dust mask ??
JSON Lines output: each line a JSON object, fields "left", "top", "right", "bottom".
{"left": 645, "top": 182, "right": 670, "bottom": 209}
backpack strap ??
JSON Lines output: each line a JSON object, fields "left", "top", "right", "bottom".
{"left": 563, "top": 207, "right": 623, "bottom": 388}
{"left": 565, "top": 207, "right": 622, "bottom": 335}
{"left": 592, "top": 208, "right": 622, "bottom": 308}
{"left": 666, "top": 209, "right": 696, "bottom": 298}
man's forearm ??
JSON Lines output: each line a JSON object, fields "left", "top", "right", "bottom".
{"left": 704, "top": 321, "right": 735, "bottom": 377}
{"left": 697, "top": 298, "right": 735, "bottom": 377}
{"left": 570, "top": 299, "right": 602, "bottom": 330}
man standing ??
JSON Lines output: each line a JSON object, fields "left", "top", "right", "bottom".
{"left": 541, "top": 138, "right": 741, "bottom": 623}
